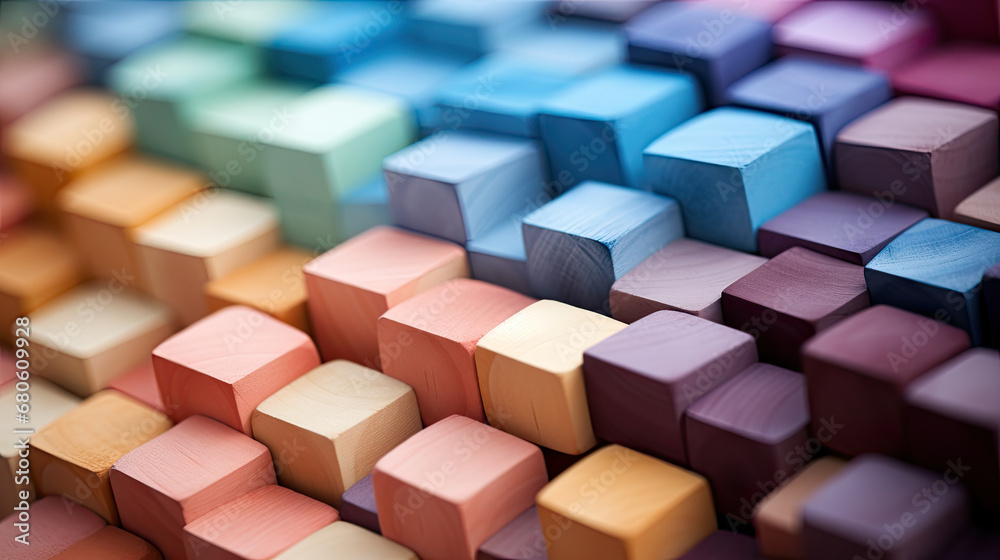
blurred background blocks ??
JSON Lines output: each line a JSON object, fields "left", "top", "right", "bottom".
{"left": 0, "top": 47, "right": 82, "bottom": 127}
{"left": 338, "top": 174, "right": 394, "bottom": 240}
{"left": 676, "top": 531, "right": 759, "bottom": 559}
{"left": 893, "top": 44, "right": 1000, "bottom": 112}
{"left": 488, "top": 21, "right": 624, "bottom": 77}
{"left": 955, "top": 176, "right": 1000, "bottom": 233}
{"left": 184, "top": 0, "right": 310, "bottom": 52}
{"left": 406, "top": 0, "right": 546, "bottom": 59}
{"left": 0, "top": 173, "right": 35, "bottom": 234}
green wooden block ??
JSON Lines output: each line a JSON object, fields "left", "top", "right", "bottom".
{"left": 278, "top": 197, "right": 340, "bottom": 251}
{"left": 184, "top": 0, "right": 313, "bottom": 49}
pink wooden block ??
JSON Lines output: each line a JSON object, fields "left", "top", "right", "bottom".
{"left": 0, "top": 172, "right": 34, "bottom": 233}
{"left": 0, "top": 48, "right": 83, "bottom": 126}
{"left": 893, "top": 43, "right": 1000, "bottom": 112}
{"left": 0, "top": 495, "right": 106, "bottom": 559}
{"left": 109, "top": 358, "right": 165, "bottom": 413}
{"left": 153, "top": 306, "right": 320, "bottom": 435}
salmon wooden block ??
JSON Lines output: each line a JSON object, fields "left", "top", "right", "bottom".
{"left": 109, "top": 359, "right": 165, "bottom": 412}
{"left": 182, "top": 485, "right": 338, "bottom": 560}
{"left": 378, "top": 278, "right": 535, "bottom": 425}
{"left": 50, "top": 526, "right": 163, "bottom": 560}
{"left": 0, "top": 47, "right": 82, "bottom": 127}
{"left": 272, "top": 521, "right": 418, "bottom": 560}
{"left": 0, "top": 172, "right": 35, "bottom": 233}
{"left": 28, "top": 283, "right": 174, "bottom": 397}
{"left": 536, "top": 444, "right": 716, "bottom": 560}
{"left": 955, "top": 176, "right": 1000, "bottom": 233}
{"left": 154, "top": 305, "right": 319, "bottom": 435}
{"left": 252, "top": 360, "right": 421, "bottom": 507}
{"left": 0, "top": 495, "right": 105, "bottom": 560}
{"left": 57, "top": 156, "right": 206, "bottom": 282}
{"left": 205, "top": 247, "right": 314, "bottom": 334}
{"left": 340, "top": 473, "right": 380, "bottom": 534}
{"left": 476, "top": 300, "right": 627, "bottom": 455}
{"left": 477, "top": 505, "right": 547, "bottom": 560}
{"left": 373, "top": 415, "right": 548, "bottom": 560}
{"left": 303, "top": 226, "right": 469, "bottom": 367}
{"left": 133, "top": 190, "right": 280, "bottom": 325}
{"left": 110, "top": 415, "right": 276, "bottom": 560}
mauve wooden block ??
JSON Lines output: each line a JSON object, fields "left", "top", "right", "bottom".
{"left": 583, "top": 310, "right": 757, "bottom": 464}
{"left": 955, "top": 177, "right": 1000, "bottom": 233}
{"left": 803, "top": 305, "right": 970, "bottom": 457}
{"left": 477, "top": 505, "right": 547, "bottom": 560}
{"left": 677, "top": 531, "right": 760, "bottom": 559}
{"left": 341, "top": 473, "right": 380, "bottom": 535}
{"left": 893, "top": 44, "right": 1000, "bottom": 112}
{"left": 0, "top": 495, "right": 105, "bottom": 560}
{"left": 0, "top": 48, "right": 82, "bottom": 127}
{"left": 987, "top": 263, "right": 1000, "bottom": 349}
{"left": 802, "top": 454, "right": 969, "bottom": 560}
{"left": 722, "top": 247, "right": 869, "bottom": 370}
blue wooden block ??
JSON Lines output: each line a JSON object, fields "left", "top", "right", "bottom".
{"left": 523, "top": 181, "right": 684, "bottom": 312}
{"left": 624, "top": 2, "right": 772, "bottom": 106}
{"left": 986, "top": 264, "right": 1000, "bottom": 349}
{"left": 726, "top": 56, "right": 891, "bottom": 168}
{"left": 339, "top": 174, "right": 393, "bottom": 240}
{"left": 466, "top": 218, "right": 532, "bottom": 296}
{"left": 406, "top": 0, "right": 547, "bottom": 58}
{"left": 489, "top": 21, "right": 624, "bottom": 76}
{"left": 865, "top": 219, "right": 1000, "bottom": 346}
{"left": 384, "top": 130, "right": 549, "bottom": 245}
{"left": 538, "top": 65, "right": 702, "bottom": 189}
{"left": 643, "top": 107, "right": 826, "bottom": 253}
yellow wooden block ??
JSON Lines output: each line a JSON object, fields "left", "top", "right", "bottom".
{"left": 272, "top": 521, "right": 418, "bottom": 560}
{"left": 32, "top": 390, "right": 172, "bottom": 524}
{"left": 252, "top": 360, "right": 421, "bottom": 508}
{"left": 475, "top": 300, "right": 626, "bottom": 454}
{"left": 536, "top": 444, "right": 716, "bottom": 560}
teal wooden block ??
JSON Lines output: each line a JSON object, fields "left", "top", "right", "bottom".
{"left": 643, "top": 107, "right": 826, "bottom": 253}
{"left": 339, "top": 174, "right": 393, "bottom": 240}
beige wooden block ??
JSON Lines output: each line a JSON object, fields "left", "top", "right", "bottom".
{"left": 29, "top": 283, "right": 174, "bottom": 397}
{"left": 133, "top": 190, "right": 279, "bottom": 325}
{"left": 272, "top": 521, "right": 418, "bottom": 560}
{"left": 476, "top": 300, "right": 626, "bottom": 454}
{"left": 954, "top": 176, "right": 1000, "bottom": 232}
{"left": 252, "top": 360, "right": 421, "bottom": 507}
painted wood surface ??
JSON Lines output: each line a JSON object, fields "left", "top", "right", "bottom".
{"left": 893, "top": 44, "right": 1000, "bottom": 112}
{"left": 0, "top": 495, "right": 105, "bottom": 560}
{"left": 50, "top": 525, "right": 163, "bottom": 560}
{"left": 340, "top": 473, "right": 380, "bottom": 534}
{"left": 477, "top": 505, "right": 547, "bottom": 560}
{"left": 676, "top": 531, "right": 760, "bottom": 559}
{"left": 955, "top": 176, "right": 1000, "bottom": 233}
{"left": 466, "top": 218, "right": 532, "bottom": 296}
{"left": 109, "top": 358, "right": 166, "bottom": 413}
{"left": 272, "top": 521, "right": 418, "bottom": 560}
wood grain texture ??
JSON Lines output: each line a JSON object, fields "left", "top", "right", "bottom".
{"left": 0, "top": 172, "right": 35, "bottom": 233}
{"left": 536, "top": 444, "right": 716, "bottom": 560}
{"left": 892, "top": 44, "right": 1000, "bottom": 112}
{"left": 303, "top": 226, "right": 468, "bottom": 368}
{"left": 272, "top": 521, "right": 418, "bottom": 560}
{"left": 373, "top": 415, "right": 547, "bottom": 560}
{"left": 50, "top": 525, "right": 163, "bottom": 560}
{"left": 252, "top": 359, "right": 421, "bottom": 508}
{"left": 609, "top": 238, "right": 767, "bottom": 324}
{"left": 379, "top": 278, "right": 535, "bottom": 424}
{"left": 340, "top": 473, "right": 380, "bottom": 534}
{"left": 955, "top": 176, "right": 1000, "bottom": 233}
{"left": 477, "top": 505, "right": 547, "bottom": 560}
{"left": 110, "top": 415, "right": 277, "bottom": 560}
{"left": 109, "top": 358, "right": 165, "bottom": 412}
{"left": 476, "top": 300, "right": 627, "bottom": 455}
{"left": 0, "top": 47, "right": 82, "bottom": 126}
{"left": 0, "top": 495, "right": 105, "bottom": 560}
{"left": 676, "top": 531, "right": 760, "bottom": 559}
{"left": 583, "top": 310, "right": 757, "bottom": 464}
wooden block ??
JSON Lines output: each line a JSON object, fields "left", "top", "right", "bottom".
{"left": 609, "top": 238, "right": 767, "bottom": 324}
{"left": 182, "top": 485, "right": 338, "bottom": 560}
{"left": 0, "top": 495, "right": 105, "bottom": 560}
{"left": 955, "top": 176, "right": 1000, "bottom": 233}
{"left": 0, "top": 348, "right": 14, "bottom": 388}
{"left": 132, "top": 190, "right": 280, "bottom": 325}
{"left": 341, "top": 473, "right": 380, "bottom": 534}
{"left": 338, "top": 175, "right": 394, "bottom": 240}
{"left": 536, "top": 444, "right": 716, "bottom": 560}
{"left": 303, "top": 226, "right": 468, "bottom": 367}
{"left": 802, "top": 305, "right": 970, "bottom": 457}
{"left": 379, "top": 278, "right": 535, "bottom": 424}
{"left": 864, "top": 218, "right": 1000, "bottom": 345}
{"left": 110, "top": 415, "right": 276, "bottom": 560}
{"left": 154, "top": 305, "right": 319, "bottom": 435}
{"left": 29, "top": 283, "right": 174, "bottom": 397}
{"left": 33, "top": 390, "right": 172, "bottom": 524}
{"left": 923, "top": 0, "right": 999, "bottom": 42}
{"left": 58, "top": 155, "right": 205, "bottom": 282}
{"left": 183, "top": 1, "right": 307, "bottom": 48}
{"left": 0, "top": 47, "right": 82, "bottom": 127}
{"left": 50, "top": 525, "right": 163, "bottom": 560}
{"left": 905, "top": 348, "right": 1000, "bottom": 511}
{"left": 802, "top": 455, "right": 969, "bottom": 560}
{"left": 0, "top": 172, "right": 35, "bottom": 233}
{"left": 406, "top": 0, "right": 546, "bottom": 59}
{"left": 753, "top": 457, "right": 847, "bottom": 560}
{"left": 552, "top": 0, "right": 656, "bottom": 23}
{"left": 676, "top": 531, "right": 759, "bottom": 559}
{"left": 583, "top": 310, "right": 757, "bottom": 464}
{"left": 204, "top": 247, "right": 313, "bottom": 334}
{"left": 524, "top": 181, "right": 684, "bottom": 312}
{"left": 758, "top": 191, "right": 928, "bottom": 266}
{"left": 109, "top": 359, "right": 165, "bottom": 412}
{"left": 691, "top": 0, "right": 810, "bottom": 23}
{"left": 489, "top": 22, "right": 624, "bottom": 77}
{"left": 625, "top": 2, "right": 772, "bottom": 105}
{"left": 466, "top": 218, "right": 532, "bottom": 296}
{"left": 987, "top": 264, "right": 1000, "bottom": 349}
{"left": 384, "top": 130, "right": 548, "bottom": 245}
{"left": 892, "top": 44, "right": 1000, "bottom": 112}
{"left": 476, "top": 300, "right": 626, "bottom": 454}
{"left": 644, "top": 108, "right": 825, "bottom": 253}
{"left": 477, "top": 505, "right": 546, "bottom": 560}
{"left": 722, "top": 247, "right": 869, "bottom": 370}
{"left": 272, "top": 520, "right": 418, "bottom": 560}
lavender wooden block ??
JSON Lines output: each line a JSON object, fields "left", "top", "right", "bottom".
{"left": 477, "top": 506, "right": 547, "bottom": 560}
{"left": 987, "top": 264, "right": 1000, "bottom": 349}
{"left": 583, "top": 311, "right": 757, "bottom": 464}
{"left": 677, "top": 531, "right": 761, "bottom": 559}
{"left": 341, "top": 473, "right": 380, "bottom": 534}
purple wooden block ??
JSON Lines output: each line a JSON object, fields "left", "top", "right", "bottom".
{"left": 758, "top": 191, "right": 928, "bottom": 266}
{"left": 986, "top": 263, "right": 1000, "bottom": 349}
{"left": 677, "top": 531, "right": 761, "bottom": 559}
{"left": 477, "top": 506, "right": 548, "bottom": 560}
{"left": 583, "top": 311, "right": 757, "bottom": 464}
{"left": 802, "top": 454, "right": 970, "bottom": 560}
{"left": 340, "top": 473, "right": 380, "bottom": 534}
{"left": 684, "top": 362, "right": 811, "bottom": 525}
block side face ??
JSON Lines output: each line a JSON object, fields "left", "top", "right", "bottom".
{"left": 607, "top": 200, "right": 684, "bottom": 279}
{"left": 524, "top": 225, "right": 616, "bottom": 312}
{"left": 836, "top": 143, "right": 935, "bottom": 213}
{"left": 742, "top": 129, "right": 826, "bottom": 232}
{"left": 539, "top": 114, "right": 627, "bottom": 187}
{"left": 387, "top": 173, "right": 468, "bottom": 244}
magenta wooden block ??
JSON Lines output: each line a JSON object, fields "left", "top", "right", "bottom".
{"left": 758, "top": 191, "right": 928, "bottom": 265}
{"left": 583, "top": 311, "right": 757, "bottom": 465}
{"left": 905, "top": 348, "right": 1000, "bottom": 512}
{"left": 802, "top": 455, "right": 969, "bottom": 560}
{"left": 477, "top": 506, "right": 547, "bottom": 560}
{"left": 677, "top": 531, "right": 760, "bottom": 559}
{"left": 893, "top": 43, "right": 1000, "bottom": 112}
{"left": 684, "top": 363, "right": 810, "bottom": 525}
{"left": 721, "top": 247, "right": 869, "bottom": 370}
{"left": 802, "top": 305, "right": 970, "bottom": 458}
{"left": 987, "top": 263, "right": 1000, "bottom": 349}
{"left": 341, "top": 473, "right": 380, "bottom": 535}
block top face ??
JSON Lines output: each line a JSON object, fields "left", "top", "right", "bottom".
{"left": 905, "top": 348, "right": 1000, "bottom": 429}
{"left": 540, "top": 65, "right": 699, "bottom": 120}
{"left": 303, "top": 226, "right": 467, "bottom": 296}
{"left": 754, "top": 455, "right": 846, "bottom": 531}
{"left": 625, "top": 2, "right": 771, "bottom": 58}
{"left": 273, "top": 521, "right": 418, "bottom": 560}
{"left": 190, "top": 80, "right": 311, "bottom": 134}
{"left": 685, "top": 362, "right": 808, "bottom": 444}
{"left": 866, "top": 219, "right": 1000, "bottom": 293}
{"left": 644, "top": 107, "right": 816, "bottom": 169}
{"left": 382, "top": 130, "right": 541, "bottom": 184}
{"left": 836, "top": 97, "right": 998, "bottom": 152}
{"left": 477, "top": 300, "right": 627, "bottom": 375}
{"left": 206, "top": 247, "right": 312, "bottom": 310}
{"left": 0, "top": 226, "right": 82, "bottom": 296}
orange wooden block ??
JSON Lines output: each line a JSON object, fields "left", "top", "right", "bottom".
{"left": 183, "top": 485, "right": 339, "bottom": 560}
{"left": 0, "top": 48, "right": 82, "bottom": 127}
{"left": 378, "top": 278, "right": 535, "bottom": 425}
{"left": 0, "top": 347, "right": 15, "bottom": 388}
{"left": 205, "top": 247, "right": 314, "bottom": 333}
{"left": 0, "top": 172, "right": 35, "bottom": 232}
{"left": 154, "top": 305, "right": 320, "bottom": 435}
{"left": 58, "top": 156, "right": 206, "bottom": 282}
{"left": 373, "top": 414, "right": 548, "bottom": 560}
{"left": 110, "top": 415, "right": 277, "bottom": 560}
{"left": 304, "top": 226, "right": 469, "bottom": 368}
{"left": 0, "top": 495, "right": 106, "bottom": 560}
{"left": 50, "top": 525, "right": 163, "bottom": 560}
{"left": 109, "top": 358, "right": 166, "bottom": 412}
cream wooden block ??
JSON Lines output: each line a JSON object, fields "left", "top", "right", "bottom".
{"left": 133, "top": 190, "right": 280, "bottom": 325}
{"left": 29, "top": 283, "right": 174, "bottom": 397}
{"left": 272, "top": 521, "right": 418, "bottom": 560}
{"left": 475, "top": 300, "right": 626, "bottom": 455}
{"left": 536, "top": 445, "right": 717, "bottom": 560}
{"left": 252, "top": 360, "right": 421, "bottom": 507}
